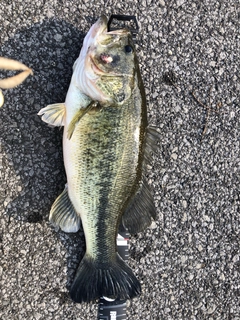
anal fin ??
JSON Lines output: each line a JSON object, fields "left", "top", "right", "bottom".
{"left": 49, "top": 186, "right": 81, "bottom": 233}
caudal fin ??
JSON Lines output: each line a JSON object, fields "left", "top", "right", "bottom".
{"left": 70, "top": 253, "right": 141, "bottom": 303}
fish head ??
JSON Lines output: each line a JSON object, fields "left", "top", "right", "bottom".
{"left": 74, "top": 16, "right": 137, "bottom": 105}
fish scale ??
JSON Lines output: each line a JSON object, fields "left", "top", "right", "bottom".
{"left": 65, "top": 102, "right": 142, "bottom": 262}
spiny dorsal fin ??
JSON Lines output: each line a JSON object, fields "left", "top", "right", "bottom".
{"left": 38, "top": 103, "right": 66, "bottom": 127}
{"left": 49, "top": 186, "right": 81, "bottom": 233}
{"left": 143, "top": 126, "right": 161, "bottom": 166}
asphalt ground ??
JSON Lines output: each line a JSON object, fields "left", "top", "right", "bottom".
{"left": 0, "top": 1, "right": 239, "bottom": 319}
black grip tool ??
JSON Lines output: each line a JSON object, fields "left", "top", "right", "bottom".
{"left": 98, "top": 228, "right": 130, "bottom": 320}
{"left": 107, "top": 14, "right": 139, "bottom": 40}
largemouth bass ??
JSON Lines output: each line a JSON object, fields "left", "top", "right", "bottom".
{"left": 38, "top": 15, "right": 159, "bottom": 303}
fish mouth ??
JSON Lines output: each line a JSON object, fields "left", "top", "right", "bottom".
{"left": 94, "top": 15, "right": 108, "bottom": 36}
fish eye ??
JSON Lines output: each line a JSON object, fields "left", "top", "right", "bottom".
{"left": 124, "top": 45, "right": 133, "bottom": 54}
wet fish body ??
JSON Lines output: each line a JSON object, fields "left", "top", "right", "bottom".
{"left": 39, "top": 16, "right": 159, "bottom": 303}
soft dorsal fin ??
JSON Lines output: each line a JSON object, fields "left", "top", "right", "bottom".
{"left": 38, "top": 103, "right": 66, "bottom": 126}
{"left": 122, "top": 178, "right": 156, "bottom": 234}
{"left": 122, "top": 126, "right": 160, "bottom": 234}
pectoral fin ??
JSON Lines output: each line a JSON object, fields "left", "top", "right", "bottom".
{"left": 38, "top": 103, "right": 66, "bottom": 126}
{"left": 67, "top": 101, "right": 98, "bottom": 139}
{"left": 49, "top": 186, "right": 81, "bottom": 233}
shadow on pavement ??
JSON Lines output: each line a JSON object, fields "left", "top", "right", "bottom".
{"left": 0, "top": 17, "right": 88, "bottom": 295}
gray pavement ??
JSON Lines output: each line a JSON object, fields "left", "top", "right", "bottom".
{"left": 0, "top": 1, "right": 239, "bottom": 319}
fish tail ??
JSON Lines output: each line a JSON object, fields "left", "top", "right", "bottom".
{"left": 70, "top": 253, "right": 141, "bottom": 303}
